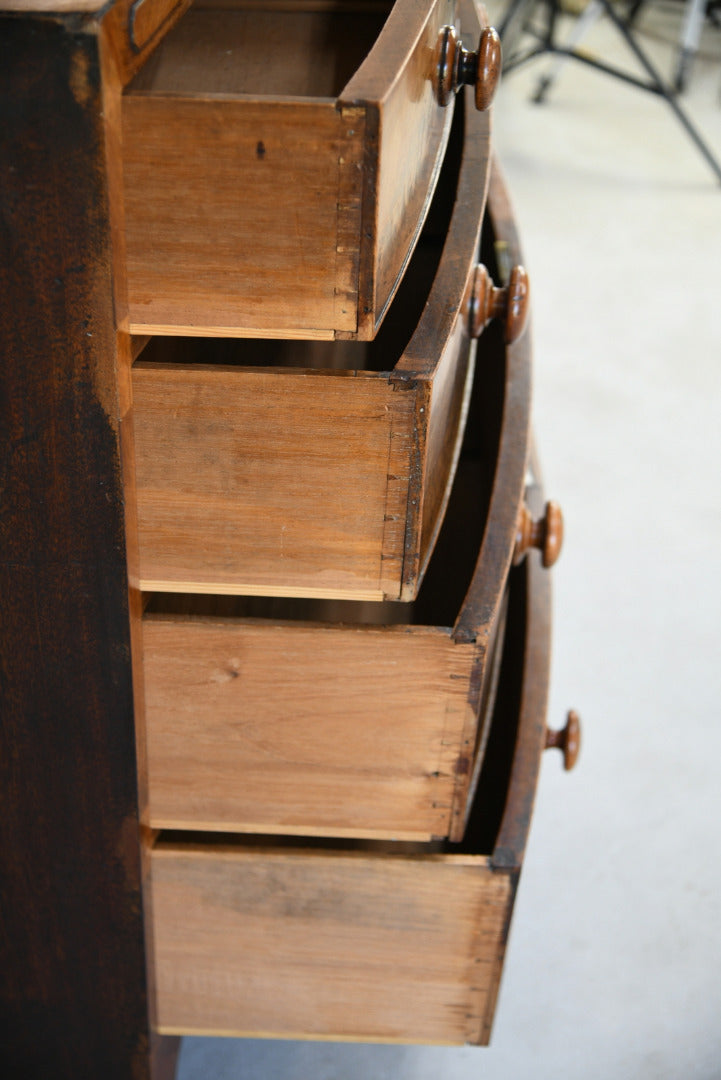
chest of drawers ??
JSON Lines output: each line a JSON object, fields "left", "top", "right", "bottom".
{"left": 1, "top": 1, "right": 576, "bottom": 1076}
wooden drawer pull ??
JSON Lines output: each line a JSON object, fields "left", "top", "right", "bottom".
{"left": 545, "top": 710, "right": 581, "bottom": 771}
{"left": 470, "top": 262, "right": 529, "bottom": 343}
{"left": 436, "top": 25, "right": 502, "bottom": 112}
{"left": 513, "top": 499, "right": 563, "bottom": 568}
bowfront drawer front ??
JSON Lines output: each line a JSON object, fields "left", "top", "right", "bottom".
{"left": 131, "top": 85, "right": 495, "bottom": 603}
{"left": 121, "top": 0, "right": 498, "bottom": 339}
{"left": 140, "top": 165, "right": 533, "bottom": 843}
{"left": 148, "top": 540, "right": 553, "bottom": 1045}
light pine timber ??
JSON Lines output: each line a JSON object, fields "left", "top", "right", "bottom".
{"left": 150, "top": 845, "right": 512, "bottom": 1043}
{"left": 147, "top": 540, "right": 555, "bottom": 1045}
{"left": 132, "top": 368, "right": 414, "bottom": 600}
{"left": 139, "top": 157, "right": 533, "bottom": 842}
{"left": 131, "top": 81, "right": 491, "bottom": 601}
{"left": 143, "top": 619, "right": 477, "bottom": 839}
{"left": 121, "top": 0, "right": 460, "bottom": 338}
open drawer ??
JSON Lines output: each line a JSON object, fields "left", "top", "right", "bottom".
{"left": 121, "top": 0, "right": 499, "bottom": 339}
{"left": 140, "top": 198, "right": 533, "bottom": 841}
{"left": 147, "top": 514, "right": 554, "bottom": 1044}
{"left": 130, "top": 92, "right": 526, "bottom": 603}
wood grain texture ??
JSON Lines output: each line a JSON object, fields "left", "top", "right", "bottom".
{"left": 132, "top": 366, "right": 399, "bottom": 598}
{"left": 147, "top": 537, "right": 554, "bottom": 1045}
{"left": 396, "top": 73, "right": 492, "bottom": 596}
{"left": 142, "top": 619, "right": 475, "bottom": 838}
{"left": 492, "top": 461, "right": 553, "bottom": 870}
{"left": 0, "top": 14, "right": 154, "bottom": 1075}
{"left": 121, "top": 0, "right": 457, "bottom": 337}
{"left": 150, "top": 842, "right": 512, "bottom": 1043}
{"left": 137, "top": 151, "right": 526, "bottom": 844}
{"left": 122, "top": 97, "right": 360, "bottom": 336}
{"left": 99, "top": 0, "right": 193, "bottom": 88}
{"left": 130, "top": 0, "right": 185, "bottom": 50}
{"left": 453, "top": 158, "right": 533, "bottom": 646}
{"left": 344, "top": 0, "right": 456, "bottom": 336}
{"left": 131, "top": 81, "right": 489, "bottom": 602}
{"left": 139, "top": 308, "right": 511, "bottom": 842}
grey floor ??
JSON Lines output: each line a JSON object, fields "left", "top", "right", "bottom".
{"left": 177, "top": 5, "right": 721, "bottom": 1078}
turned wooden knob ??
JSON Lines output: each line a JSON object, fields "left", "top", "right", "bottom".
{"left": 513, "top": 499, "right": 564, "bottom": 567}
{"left": 470, "top": 263, "right": 529, "bottom": 344}
{"left": 436, "top": 25, "right": 502, "bottom": 112}
{"left": 545, "top": 710, "right": 581, "bottom": 770}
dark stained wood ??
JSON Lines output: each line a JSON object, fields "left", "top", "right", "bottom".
{"left": 0, "top": 13, "right": 159, "bottom": 1078}
{"left": 396, "top": 81, "right": 492, "bottom": 594}
{"left": 453, "top": 159, "right": 533, "bottom": 647}
{"left": 0, "top": 1, "right": 559, "bottom": 1067}
{"left": 489, "top": 469, "right": 554, "bottom": 870}
{"left": 151, "top": 1034, "right": 182, "bottom": 1080}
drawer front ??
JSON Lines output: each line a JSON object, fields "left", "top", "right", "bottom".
{"left": 131, "top": 86, "right": 491, "bottom": 603}
{"left": 148, "top": 547, "right": 554, "bottom": 1045}
{"left": 120, "top": 0, "right": 490, "bottom": 339}
{"left": 348, "top": 0, "right": 457, "bottom": 338}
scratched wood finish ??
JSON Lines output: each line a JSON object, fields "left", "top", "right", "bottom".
{"left": 132, "top": 89, "right": 489, "bottom": 601}
{"left": 121, "top": 0, "right": 466, "bottom": 338}
{"left": 148, "top": 536, "right": 553, "bottom": 1044}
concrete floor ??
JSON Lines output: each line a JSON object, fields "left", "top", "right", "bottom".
{"left": 177, "top": 5, "right": 721, "bottom": 1077}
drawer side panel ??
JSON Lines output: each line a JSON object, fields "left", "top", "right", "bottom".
{"left": 150, "top": 845, "right": 512, "bottom": 1042}
{"left": 122, "top": 98, "right": 361, "bottom": 336}
{"left": 132, "top": 368, "right": 395, "bottom": 598}
{"left": 143, "top": 619, "right": 475, "bottom": 839}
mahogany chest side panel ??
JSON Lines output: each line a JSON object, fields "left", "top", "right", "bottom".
{"left": 0, "top": 14, "right": 152, "bottom": 1075}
